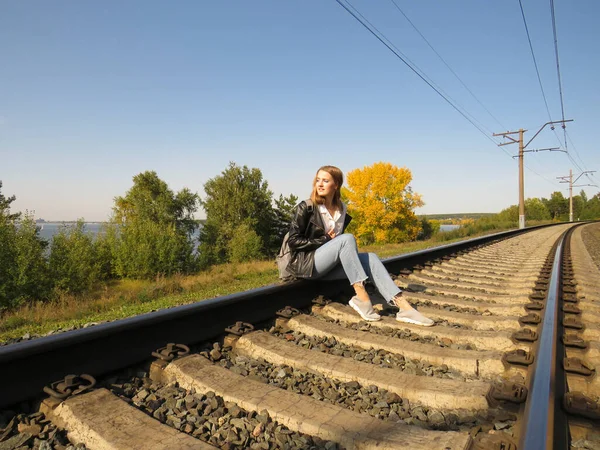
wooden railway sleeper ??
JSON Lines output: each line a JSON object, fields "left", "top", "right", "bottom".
{"left": 43, "top": 374, "right": 96, "bottom": 400}
{"left": 563, "top": 392, "right": 600, "bottom": 420}
{"left": 563, "top": 357, "right": 596, "bottom": 377}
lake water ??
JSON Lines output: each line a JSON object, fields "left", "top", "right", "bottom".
{"left": 37, "top": 222, "right": 105, "bottom": 241}
{"left": 37, "top": 222, "right": 461, "bottom": 241}
{"left": 439, "top": 224, "right": 460, "bottom": 232}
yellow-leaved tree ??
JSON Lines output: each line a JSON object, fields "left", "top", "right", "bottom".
{"left": 342, "top": 162, "right": 424, "bottom": 245}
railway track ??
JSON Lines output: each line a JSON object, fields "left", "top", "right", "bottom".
{"left": 1, "top": 223, "right": 599, "bottom": 450}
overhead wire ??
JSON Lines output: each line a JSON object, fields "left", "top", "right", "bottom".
{"left": 565, "top": 131, "right": 588, "bottom": 170}
{"left": 518, "top": 0, "right": 595, "bottom": 188}
{"left": 333, "top": 0, "right": 510, "bottom": 153}
{"left": 550, "top": 0, "right": 568, "bottom": 150}
{"left": 517, "top": 0, "right": 564, "bottom": 150}
{"left": 334, "top": 0, "right": 568, "bottom": 185}
{"left": 387, "top": 0, "right": 507, "bottom": 131}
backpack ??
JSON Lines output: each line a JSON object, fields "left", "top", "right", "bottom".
{"left": 276, "top": 199, "right": 313, "bottom": 282}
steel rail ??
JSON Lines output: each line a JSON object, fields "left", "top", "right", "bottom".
{"left": 519, "top": 225, "right": 581, "bottom": 450}
{"left": 0, "top": 224, "right": 558, "bottom": 409}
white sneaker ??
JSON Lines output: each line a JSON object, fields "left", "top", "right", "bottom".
{"left": 396, "top": 309, "right": 434, "bottom": 326}
{"left": 349, "top": 297, "right": 381, "bottom": 321}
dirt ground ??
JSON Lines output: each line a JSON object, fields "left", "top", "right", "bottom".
{"left": 580, "top": 222, "right": 600, "bottom": 271}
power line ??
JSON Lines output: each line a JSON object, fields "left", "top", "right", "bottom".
{"left": 518, "top": 0, "right": 553, "bottom": 123}
{"left": 335, "top": 0, "right": 571, "bottom": 188}
{"left": 565, "top": 131, "right": 587, "bottom": 170}
{"left": 550, "top": 0, "right": 568, "bottom": 150}
{"left": 333, "top": 0, "right": 503, "bottom": 148}
{"left": 517, "top": 0, "right": 564, "bottom": 150}
{"left": 388, "top": 0, "right": 506, "bottom": 130}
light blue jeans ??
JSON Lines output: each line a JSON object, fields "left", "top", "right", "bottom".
{"left": 311, "top": 233, "right": 401, "bottom": 304}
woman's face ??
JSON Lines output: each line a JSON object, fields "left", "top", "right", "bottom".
{"left": 315, "top": 170, "right": 337, "bottom": 198}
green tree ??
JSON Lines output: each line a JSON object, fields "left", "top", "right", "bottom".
{"left": 525, "top": 198, "right": 551, "bottom": 221}
{"left": 496, "top": 205, "right": 518, "bottom": 223}
{"left": 12, "top": 213, "right": 51, "bottom": 304}
{"left": 581, "top": 193, "right": 600, "bottom": 220}
{"left": 0, "top": 181, "right": 20, "bottom": 221}
{"left": 199, "top": 162, "right": 275, "bottom": 265}
{"left": 273, "top": 193, "right": 299, "bottom": 241}
{"left": 0, "top": 184, "right": 50, "bottom": 309}
{"left": 0, "top": 215, "right": 19, "bottom": 309}
{"left": 111, "top": 220, "right": 193, "bottom": 278}
{"left": 49, "top": 220, "right": 101, "bottom": 294}
{"left": 228, "top": 222, "right": 263, "bottom": 263}
{"left": 113, "top": 171, "right": 199, "bottom": 235}
{"left": 110, "top": 171, "right": 199, "bottom": 278}
{"left": 544, "top": 191, "right": 568, "bottom": 220}
{"left": 416, "top": 217, "right": 440, "bottom": 240}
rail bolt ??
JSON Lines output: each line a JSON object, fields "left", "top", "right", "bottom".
{"left": 224, "top": 321, "right": 254, "bottom": 336}
{"left": 487, "top": 382, "right": 528, "bottom": 405}
{"left": 562, "top": 304, "right": 582, "bottom": 315}
{"left": 563, "top": 317, "right": 585, "bottom": 330}
{"left": 524, "top": 301, "right": 544, "bottom": 311}
{"left": 43, "top": 374, "right": 96, "bottom": 400}
{"left": 512, "top": 328, "right": 538, "bottom": 342}
{"left": 519, "top": 313, "right": 541, "bottom": 325}
{"left": 563, "top": 392, "right": 600, "bottom": 420}
{"left": 562, "top": 334, "right": 587, "bottom": 349}
{"left": 467, "top": 433, "right": 518, "bottom": 450}
{"left": 312, "top": 295, "right": 331, "bottom": 306}
{"left": 503, "top": 349, "right": 534, "bottom": 366}
{"left": 276, "top": 306, "right": 301, "bottom": 319}
{"left": 151, "top": 343, "right": 190, "bottom": 362}
{"left": 563, "top": 357, "right": 595, "bottom": 377}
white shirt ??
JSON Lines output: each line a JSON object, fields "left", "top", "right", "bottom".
{"left": 318, "top": 202, "right": 347, "bottom": 237}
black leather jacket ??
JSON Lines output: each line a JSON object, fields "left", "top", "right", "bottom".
{"left": 287, "top": 200, "right": 352, "bottom": 278}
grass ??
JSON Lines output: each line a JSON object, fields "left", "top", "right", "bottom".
{"left": 0, "top": 223, "right": 534, "bottom": 343}
{"left": 0, "top": 261, "right": 278, "bottom": 343}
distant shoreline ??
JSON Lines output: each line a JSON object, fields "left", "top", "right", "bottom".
{"left": 36, "top": 221, "right": 108, "bottom": 224}
{"left": 35, "top": 220, "right": 206, "bottom": 224}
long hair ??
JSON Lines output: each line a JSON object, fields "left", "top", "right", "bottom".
{"left": 310, "top": 165, "right": 344, "bottom": 208}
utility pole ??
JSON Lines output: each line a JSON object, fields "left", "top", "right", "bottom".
{"left": 558, "top": 170, "right": 597, "bottom": 222}
{"left": 493, "top": 119, "right": 573, "bottom": 229}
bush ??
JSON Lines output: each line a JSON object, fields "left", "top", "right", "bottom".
{"left": 417, "top": 218, "right": 440, "bottom": 240}
{"left": 228, "top": 223, "right": 264, "bottom": 263}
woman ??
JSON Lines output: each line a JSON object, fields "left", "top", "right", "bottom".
{"left": 286, "top": 165, "right": 434, "bottom": 326}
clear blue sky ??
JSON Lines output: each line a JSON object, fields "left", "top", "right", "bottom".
{"left": 2, "top": 0, "right": 598, "bottom": 221}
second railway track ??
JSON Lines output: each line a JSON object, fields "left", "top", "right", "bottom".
{"left": 1, "top": 223, "right": 599, "bottom": 450}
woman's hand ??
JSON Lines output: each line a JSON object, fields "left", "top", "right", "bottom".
{"left": 327, "top": 228, "right": 336, "bottom": 239}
